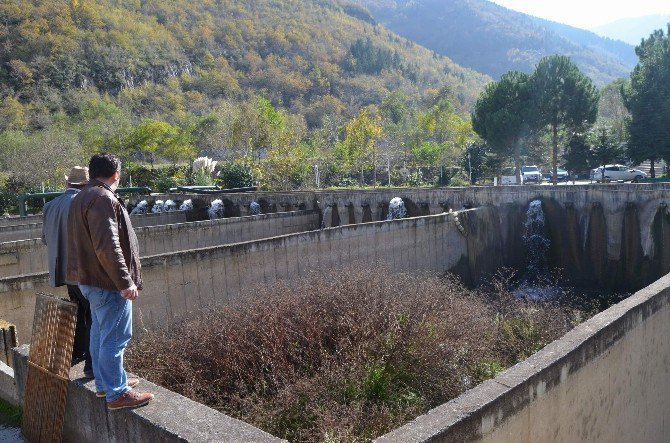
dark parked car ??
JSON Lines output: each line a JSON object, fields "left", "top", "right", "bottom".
{"left": 546, "top": 168, "right": 569, "bottom": 181}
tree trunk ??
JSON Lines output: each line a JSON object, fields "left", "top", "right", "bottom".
{"left": 514, "top": 142, "right": 521, "bottom": 184}
{"left": 651, "top": 158, "right": 656, "bottom": 178}
{"left": 552, "top": 124, "right": 558, "bottom": 185}
{"left": 372, "top": 151, "right": 377, "bottom": 188}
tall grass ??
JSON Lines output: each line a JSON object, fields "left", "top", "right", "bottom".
{"left": 126, "top": 265, "right": 587, "bottom": 442}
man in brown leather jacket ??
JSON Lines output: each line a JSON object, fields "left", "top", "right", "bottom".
{"left": 67, "top": 153, "right": 154, "bottom": 410}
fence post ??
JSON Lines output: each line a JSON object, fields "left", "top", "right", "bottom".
{"left": 0, "top": 320, "right": 18, "bottom": 367}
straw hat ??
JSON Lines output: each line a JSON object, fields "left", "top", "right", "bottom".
{"left": 65, "top": 166, "right": 89, "bottom": 186}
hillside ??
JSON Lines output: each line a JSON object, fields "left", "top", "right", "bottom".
{"left": 355, "top": 0, "right": 636, "bottom": 85}
{"left": 0, "top": 0, "right": 490, "bottom": 131}
{"left": 592, "top": 15, "right": 670, "bottom": 46}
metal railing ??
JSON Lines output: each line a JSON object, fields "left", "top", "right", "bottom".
{"left": 18, "top": 187, "right": 152, "bottom": 216}
{"left": 169, "top": 185, "right": 257, "bottom": 194}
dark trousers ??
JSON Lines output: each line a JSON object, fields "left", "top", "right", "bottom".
{"left": 67, "top": 284, "right": 93, "bottom": 373}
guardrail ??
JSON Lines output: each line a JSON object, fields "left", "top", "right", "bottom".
{"left": 169, "top": 185, "right": 257, "bottom": 194}
{"left": 18, "top": 187, "right": 152, "bottom": 216}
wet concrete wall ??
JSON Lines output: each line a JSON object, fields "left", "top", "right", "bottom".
{"left": 0, "top": 211, "right": 319, "bottom": 278}
{"left": 376, "top": 273, "right": 670, "bottom": 443}
{"left": 0, "top": 208, "right": 499, "bottom": 342}
{"left": 173, "top": 184, "right": 668, "bottom": 292}
{"left": 12, "top": 184, "right": 668, "bottom": 291}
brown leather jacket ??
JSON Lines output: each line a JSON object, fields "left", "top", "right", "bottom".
{"left": 66, "top": 179, "right": 142, "bottom": 291}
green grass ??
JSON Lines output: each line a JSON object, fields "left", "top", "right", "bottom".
{"left": 0, "top": 398, "right": 21, "bottom": 426}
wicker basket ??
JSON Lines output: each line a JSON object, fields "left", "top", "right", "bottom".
{"left": 21, "top": 293, "right": 77, "bottom": 443}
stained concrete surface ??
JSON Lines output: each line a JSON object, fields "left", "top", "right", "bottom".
{"left": 376, "top": 274, "right": 670, "bottom": 442}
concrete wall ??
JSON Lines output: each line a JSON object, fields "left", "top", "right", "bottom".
{"left": 0, "top": 223, "right": 42, "bottom": 243}
{"left": 0, "top": 360, "right": 17, "bottom": 407}
{"left": 0, "top": 214, "right": 42, "bottom": 227}
{"left": 112, "top": 208, "right": 491, "bottom": 333}
{"left": 0, "top": 210, "right": 191, "bottom": 244}
{"left": 0, "top": 208, "right": 498, "bottom": 343}
{"left": 0, "top": 210, "right": 319, "bottom": 277}
{"left": 130, "top": 210, "right": 189, "bottom": 227}
{"left": 8, "top": 345, "right": 282, "bottom": 443}
{"left": 167, "top": 184, "right": 670, "bottom": 291}
{"left": 375, "top": 273, "right": 670, "bottom": 442}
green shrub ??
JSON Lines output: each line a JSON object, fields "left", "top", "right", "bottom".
{"left": 122, "top": 163, "right": 188, "bottom": 192}
{"left": 406, "top": 171, "right": 426, "bottom": 187}
{"left": 336, "top": 177, "right": 359, "bottom": 188}
{"left": 218, "top": 162, "right": 255, "bottom": 189}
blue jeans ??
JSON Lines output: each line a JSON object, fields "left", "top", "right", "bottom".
{"left": 79, "top": 285, "right": 132, "bottom": 402}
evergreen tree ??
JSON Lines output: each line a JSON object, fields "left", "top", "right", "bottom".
{"left": 588, "top": 125, "right": 624, "bottom": 181}
{"left": 531, "top": 55, "right": 599, "bottom": 184}
{"left": 471, "top": 71, "right": 532, "bottom": 184}
{"left": 623, "top": 26, "right": 670, "bottom": 178}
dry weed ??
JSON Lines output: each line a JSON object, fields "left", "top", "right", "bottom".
{"left": 126, "top": 264, "right": 584, "bottom": 442}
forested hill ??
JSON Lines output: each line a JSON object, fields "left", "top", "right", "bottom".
{"left": 0, "top": 0, "right": 490, "bottom": 131}
{"left": 355, "top": 0, "right": 636, "bottom": 85}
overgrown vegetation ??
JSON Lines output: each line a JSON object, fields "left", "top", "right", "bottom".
{"left": 127, "top": 265, "right": 593, "bottom": 442}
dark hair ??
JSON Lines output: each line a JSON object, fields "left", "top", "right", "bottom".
{"left": 89, "top": 153, "right": 121, "bottom": 180}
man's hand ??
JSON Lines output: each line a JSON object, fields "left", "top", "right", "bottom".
{"left": 120, "top": 284, "right": 139, "bottom": 301}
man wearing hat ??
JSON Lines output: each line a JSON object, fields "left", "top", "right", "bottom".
{"left": 42, "top": 166, "right": 93, "bottom": 377}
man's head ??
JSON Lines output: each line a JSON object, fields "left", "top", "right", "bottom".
{"left": 89, "top": 153, "right": 121, "bottom": 190}
{"left": 65, "top": 166, "right": 89, "bottom": 189}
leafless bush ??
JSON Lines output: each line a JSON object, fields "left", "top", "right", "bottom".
{"left": 126, "top": 264, "right": 584, "bottom": 442}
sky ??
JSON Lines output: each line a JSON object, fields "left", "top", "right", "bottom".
{"left": 491, "top": 0, "right": 670, "bottom": 29}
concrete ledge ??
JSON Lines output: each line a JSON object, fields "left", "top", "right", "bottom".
{"left": 0, "top": 210, "right": 320, "bottom": 278}
{"left": 0, "top": 360, "right": 18, "bottom": 407}
{"left": 11, "top": 345, "right": 283, "bottom": 443}
{"left": 375, "top": 273, "right": 670, "bottom": 442}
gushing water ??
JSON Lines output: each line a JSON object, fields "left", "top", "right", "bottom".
{"left": 208, "top": 199, "right": 225, "bottom": 219}
{"left": 250, "top": 201, "right": 261, "bottom": 215}
{"left": 152, "top": 200, "right": 165, "bottom": 213}
{"left": 130, "top": 200, "right": 149, "bottom": 215}
{"left": 523, "top": 200, "right": 550, "bottom": 278}
{"left": 163, "top": 200, "right": 177, "bottom": 212}
{"left": 387, "top": 197, "right": 407, "bottom": 220}
{"left": 513, "top": 200, "right": 557, "bottom": 300}
{"left": 179, "top": 199, "right": 193, "bottom": 211}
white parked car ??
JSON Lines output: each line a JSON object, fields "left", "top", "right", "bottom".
{"left": 521, "top": 165, "right": 543, "bottom": 183}
{"left": 591, "top": 165, "right": 647, "bottom": 182}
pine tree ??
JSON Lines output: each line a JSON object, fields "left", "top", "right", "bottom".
{"left": 623, "top": 26, "right": 670, "bottom": 178}
{"left": 531, "top": 55, "right": 599, "bottom": 184}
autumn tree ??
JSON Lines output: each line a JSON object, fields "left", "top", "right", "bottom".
{"left": 334, "top": 108, "right": 383, "bottom": 185}
{"left": 123, "top": 119, "right": 195, "bottom": 167}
